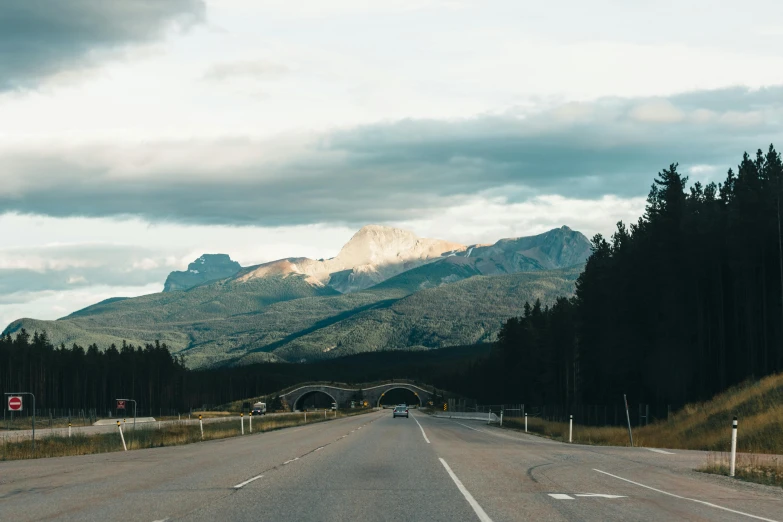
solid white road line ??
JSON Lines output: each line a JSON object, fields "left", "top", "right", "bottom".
{"left": 575, "top": 494, "right": 626, "bottom": 499}
{"left": 233, "top": 474, "right": 264, "bottom": 489}
{"left": 412, "top": 415, "right": 431, "bottom": 443}
{"left": 594, "top": 469, "right": 780, "bottom": 522}
{"left": 549, "top": 494, "right": 574, "bottom": 500}
{"left": 645, "top": 448, "right": 675, "bottom": 455}
{"left": 439, "top": 458, "right": 493, "bottom": 522}
{"left": 453, "top": 421, "right": 483, "bottom": 432}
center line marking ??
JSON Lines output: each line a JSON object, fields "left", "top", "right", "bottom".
{"left": 594, "top": 469, "right": 780, "bottom": 522}
{"left": 315, "top": 446, "right": 324, "bottom": 451}
{"left": 412, "top": 415, "right": 430, "bottom": 443}
{"left": 645, "top": 448, "right": 675, "bottom": 455}
{"left": 440, "top": 458, "right": 493, "bottom": 522}
{"left": 233, "top": 474, "right": 263, "bottom": 489}
{"left": 549, "top": 494, "right": 574, "bottom": 500}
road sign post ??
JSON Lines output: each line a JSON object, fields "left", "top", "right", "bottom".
{"left": 6, "top": 393, "right": 35, "bottom": 454}
{"left": 116, "top": 399, "right": 136, "bottom": 448}
{"left": 569, "top": 414, "right": 573, "bottom": 443}
{"left": 623, "top": 394, "right": 634, "bottom": 447}
{"left": 730, "top": 416, "right": 738, "bottom": 477}
{"left": 117, "top": 421, "right": 127, "bottom": 451}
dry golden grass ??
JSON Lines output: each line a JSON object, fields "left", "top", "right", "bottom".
{"left": 0, "top": 409, "right": 374, "bottom": 461}
{"left": 698, "top": 452, "right": 783, "bottom": 488}
{"left": 505, "top": 372, "right": 783, "bottom": 454}
{"left": 501, "top": 373, "right": 783, "bottom": 488}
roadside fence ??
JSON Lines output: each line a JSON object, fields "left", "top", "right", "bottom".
{"left": 445, "top": 400, "right": 675, "bottom": 428}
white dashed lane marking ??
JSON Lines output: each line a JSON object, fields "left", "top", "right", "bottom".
{"left": 234, "top": 474, "right": 264, "bottom": 489}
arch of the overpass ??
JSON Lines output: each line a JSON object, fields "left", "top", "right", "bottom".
{"left": 376, "top": 387, "right": 422, "bottom": 407}
{"left": 292, "top": 389, "right": 339, "bottom": 411}
{"left": 280, "top": 383, "right": 434, "bottom": 411}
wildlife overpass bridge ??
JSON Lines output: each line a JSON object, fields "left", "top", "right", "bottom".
{"left": 278, "top": 381, "right": 437, "bottom": 411}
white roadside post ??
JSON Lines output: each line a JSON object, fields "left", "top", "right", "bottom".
{"left": 240, "top": 413, "right": 245, "bottom": 435}
{"left": 117, "top": 421, "right": 127, "bottom": 451}
{"left": 500, "top": 410, "right": 504, "bottom": 427}
{"left": 304, "top": 410, "right": 307, "bottom": 422}
{"left": 249, "top": 411, "right": 253, "bottom": 434}
{"left": 569, "top": 414, "right": 573, "bottom": 443}
{"left": 487, "top": 410, "right": 491, "bottom": 425}
{"left": 730, "top": 416, "right": 738, "bottom": 477}
{"left": 68, "top": 422, "right": 72, "bottom": 438}
{"left": 199, "top": 414, "right": 204, "bottom": 440}
{"left": 525, "top": 413, "right": 528, "bottom": 432}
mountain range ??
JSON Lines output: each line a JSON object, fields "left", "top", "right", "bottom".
{"left": 3, "top": 225, "right": 591, "bottom": 367}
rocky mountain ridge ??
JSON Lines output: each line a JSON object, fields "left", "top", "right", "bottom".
{"left": 162, "top": 225, "right": 590, "bottom": 294}
{"left": 233, "top": 225, "right": 466, "bottom": 293}
{"left": 4, "top": 225, "right": 592, "bottom": 367}
{"left": 164, "top": 254, "right": 241, "bottom": 292}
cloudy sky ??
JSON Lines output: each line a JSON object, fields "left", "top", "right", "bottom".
{"left": 2, "top": 0, "right": 783, "bottom": 328}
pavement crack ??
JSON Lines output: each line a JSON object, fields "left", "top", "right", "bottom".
{"left": 526, "top": 463, "right": 552, "bottom": 484}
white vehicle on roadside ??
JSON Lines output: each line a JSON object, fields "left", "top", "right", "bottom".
{"left": 251, "top": 401, "right": 267, "bottom": 415}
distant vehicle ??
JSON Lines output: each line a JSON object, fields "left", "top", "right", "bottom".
{"left": 393, "top": 405, "right": 409, "bottom": 418}
{"left": 251, "top": 401, "right": 267, "bottom": 415}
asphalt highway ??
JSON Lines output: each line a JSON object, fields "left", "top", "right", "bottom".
{"left": 0, "top": 409, "right": 781, "bottom": 521}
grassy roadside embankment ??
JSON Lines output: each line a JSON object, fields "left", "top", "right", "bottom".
{"left": 502, "top": 372, "right": 783, "bottom": 488}
{"left": 1, "top": 408, "right": 374, "bottom": 461}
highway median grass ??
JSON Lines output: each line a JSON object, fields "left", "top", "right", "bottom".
{"left": 0, "top": 409, "right": 374, "bottom": 461}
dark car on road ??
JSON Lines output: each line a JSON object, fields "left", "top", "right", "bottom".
{"left": 393, "top": 405, "right": 409, "bottom": 418}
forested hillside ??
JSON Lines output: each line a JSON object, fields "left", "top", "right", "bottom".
{"left": 467, "top": 145, "right": 783, "bottom": 408}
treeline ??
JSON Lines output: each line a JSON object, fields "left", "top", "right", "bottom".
{"left": 459, "top": 145, "right": 783, "bottom": 408}
{"left": 0, "top": 331, "right": 188, "bottom": 415}
{"left": 0, "top": 330, "right": 487, "bottom": 413}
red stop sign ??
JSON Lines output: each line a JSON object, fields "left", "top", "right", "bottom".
{"left": 8, "top": 396, "right": 22, "bottom": 411}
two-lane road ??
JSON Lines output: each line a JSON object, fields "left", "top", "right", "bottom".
{"left": 0, "top": 410, "right": 780, "bottom": 521}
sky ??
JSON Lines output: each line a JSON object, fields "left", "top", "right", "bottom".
{"left": 2, "top": 0, "right": 783, "bottom": 328}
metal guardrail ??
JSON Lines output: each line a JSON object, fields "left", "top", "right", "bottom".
{"left": 432, "top": 411, "right": 500, "bottom": 423}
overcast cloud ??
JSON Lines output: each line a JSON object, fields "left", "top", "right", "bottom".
{"left": 2, "top": 86, "right": 781, "bottom": 227}
{"left": 0, "top": 0, "right": 204, "bottom": 89}
{"left": 2, "top": 0, "right": 783, "bottom": 328}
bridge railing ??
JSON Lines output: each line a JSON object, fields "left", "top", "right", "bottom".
{"left": 275, "top": 379, "right": 437, "bottom": 396}
{"left": 432, "top": 411, "right": 501, "bottom": 423}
